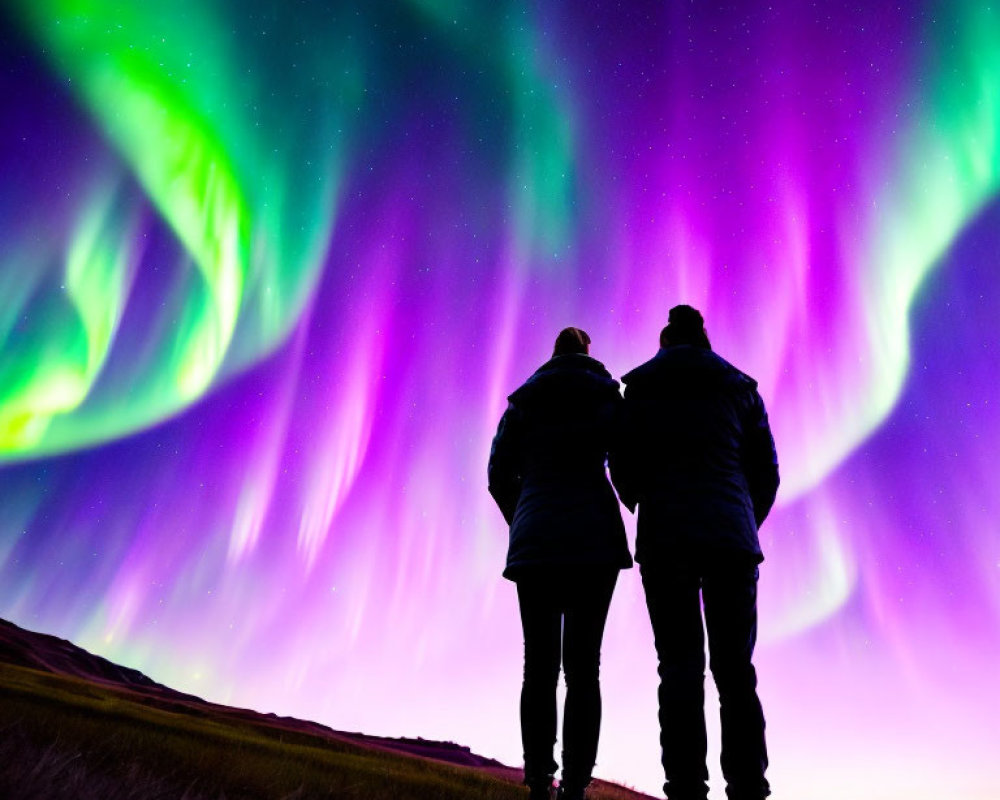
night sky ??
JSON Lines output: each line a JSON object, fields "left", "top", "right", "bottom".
{"left": 1, "top": 2, "right": 998, "bottom": 798}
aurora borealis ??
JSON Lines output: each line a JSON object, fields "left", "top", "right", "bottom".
{"left": 1, "top": 1, "right": 998, "bottom": 797}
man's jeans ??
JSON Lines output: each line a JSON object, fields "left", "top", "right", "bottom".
{"left": 516, "top": 568, "right": 618, "bottom": 788}
{"left": 641, "top": 558, "right": 769, "bottom": 800}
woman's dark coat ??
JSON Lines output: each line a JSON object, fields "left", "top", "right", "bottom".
{"left": 488, "top": 353, "right": 633, "bottom": 581}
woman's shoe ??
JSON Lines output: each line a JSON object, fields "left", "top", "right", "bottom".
{"left": 555, "top": 782, "right": 588, "bottom": 800}
{"left": 527, "top": 776, "right": 554, "bottom": 800}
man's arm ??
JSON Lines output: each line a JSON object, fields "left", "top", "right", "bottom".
{"left": 742, "top": 390, "right": 779, "bottom": 527}
{"left": 487, "top": 402, "right": 523, "bottom": 524}
{"left": 609, "top": 384, "right": 639, "bottom": 513}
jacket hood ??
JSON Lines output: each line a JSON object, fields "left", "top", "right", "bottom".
{"left": 621, "top": 345, "right": 757, "bottom": 391}
{"left": 510, "top": 353, "right": 618, "bottom": 403}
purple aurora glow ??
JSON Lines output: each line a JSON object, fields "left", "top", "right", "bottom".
{"left": 0, "top": 2, "right": 998, "bottom": 797}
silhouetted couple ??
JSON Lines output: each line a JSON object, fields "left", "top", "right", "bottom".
{"left": 488, "top": 306, "right": 779, "bottom": 800}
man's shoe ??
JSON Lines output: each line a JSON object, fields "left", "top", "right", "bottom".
{"left": 664, "top": 781, "right": 709, "bottom": 800}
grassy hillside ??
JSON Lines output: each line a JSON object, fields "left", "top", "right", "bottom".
{"left": 0, "top": 660, "right": 650, "bottom": 800}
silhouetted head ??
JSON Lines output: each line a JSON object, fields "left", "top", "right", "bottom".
{"left": 660, "top": 305, "right": 711, "bottom": 350}
{"left": 553, "top": 327, "right": 591, "bottom": 356}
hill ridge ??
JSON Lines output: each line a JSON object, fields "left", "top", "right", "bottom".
{"left": 0, "top": 617, "right": 655, "bottom": 799}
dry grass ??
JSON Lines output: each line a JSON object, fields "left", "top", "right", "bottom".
{"left": 0, "top": 662, "right": 651, "bottom": 800}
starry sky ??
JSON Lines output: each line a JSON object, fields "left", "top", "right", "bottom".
{"left": 1, "top": 2, "right": 998, "bottom": 797}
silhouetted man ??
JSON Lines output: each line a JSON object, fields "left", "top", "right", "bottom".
{"left": 614, "top": 305, "right": 779, "bottom": 800}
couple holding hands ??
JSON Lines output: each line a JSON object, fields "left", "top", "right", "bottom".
{"left": 488, "top": 305, "right": 779, "bottom": 800}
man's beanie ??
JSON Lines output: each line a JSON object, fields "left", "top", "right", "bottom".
{"left": 666, "top": 304, "right": 705, "bottom": 339}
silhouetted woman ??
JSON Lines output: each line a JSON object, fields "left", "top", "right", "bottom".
{"left": 488, "top": 327, "right": 633, "bottom": 800}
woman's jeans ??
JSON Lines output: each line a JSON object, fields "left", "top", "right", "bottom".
{"left": 516, "top": 567, "right": 618, "bottom": 787}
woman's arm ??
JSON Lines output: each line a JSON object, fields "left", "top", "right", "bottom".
{"left": 488, "top": 402, "right": 524, "bottom": 524}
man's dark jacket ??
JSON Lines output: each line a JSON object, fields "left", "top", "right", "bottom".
{"left": 488, "top": 353, "right": 633, "bottom": 580}
{"left": 615, "top": 345, "right": 779, "bottom": 564}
